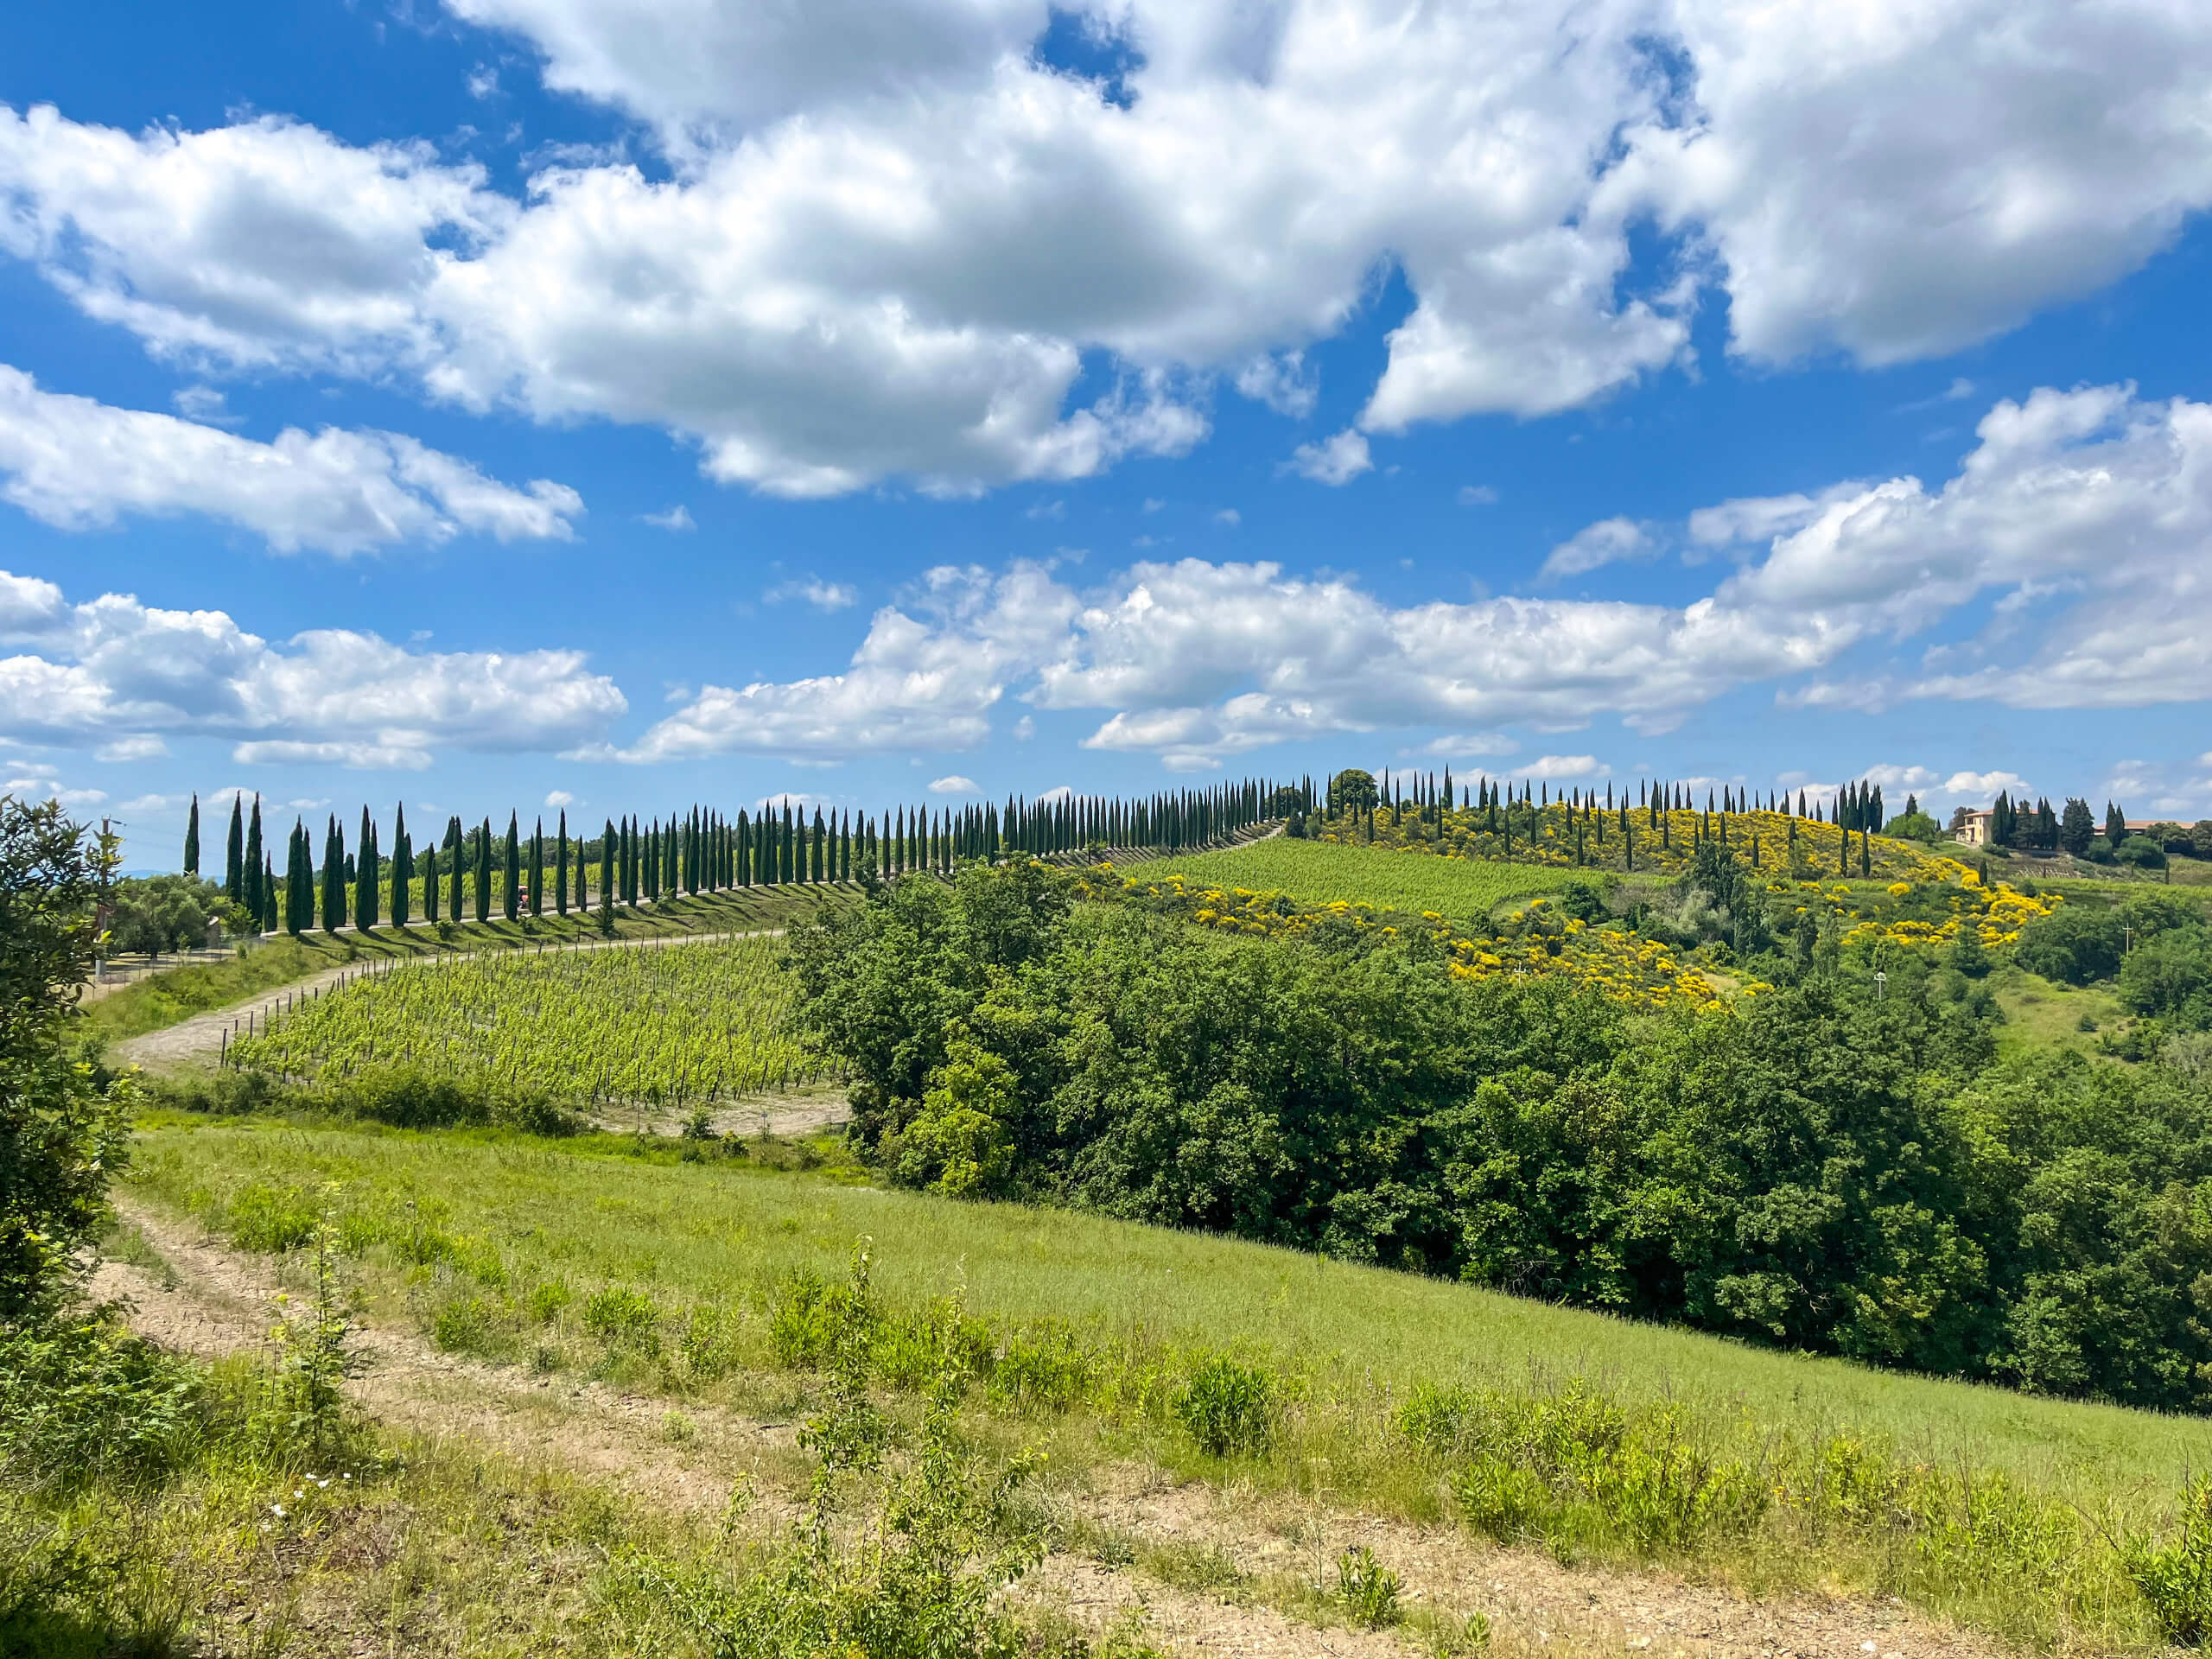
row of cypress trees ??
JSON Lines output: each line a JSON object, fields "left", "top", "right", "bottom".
{"left": 184, "top": 778, "right": 1295, "bottom": 936}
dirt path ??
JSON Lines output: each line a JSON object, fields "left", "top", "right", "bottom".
{"left": 111, "top": 929, "right": 777, "bottom": 1074}
{"left": 98, "top": 1198, "right": 2010, "bottom": 1659}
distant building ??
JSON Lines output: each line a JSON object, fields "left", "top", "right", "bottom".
{"left": 1953, "top": 808, "right": 1996, "bottom": 847}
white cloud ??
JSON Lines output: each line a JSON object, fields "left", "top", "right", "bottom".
{"left": 643, "top": 505, "right": 695, "bottom": 531}
{"left": 1941, "top": 770, "right": 2031, "bottom": 800}
{"left": 8, "top": 2, "right": 2212, "bottom": 496}
{"left": 1212, "top": 508, "right": 1240, "bottom": 526}
{"left": 608, "top": 381, "right": 2212, "bottom": 765}
{"left": 1233, "top": 353, "right": 1318, "bottom": 419}
{"left": 1457, "top": 485, "right": 1499, "bottom": 506}
{"left": 1421, "top": 732, "right": 1518, "bottom": 759}
{"left": 1862, "top": 764, "right": 1940, "bottom": 792}
{"left": 544, "top": 788, "right": 575, "bottom": 807}
{"left": 1287, "top": 429, "right": 1371, "bottom": 486}
{"left": 1514, "top": 754, "right": 1603, "bottom": 779}
{"left": 1613, "top": 0, "right": 2212, "bottom": 368}
{"left": 0, "top": 366, "right": 582, "bottom": 554}
{"left": 93, "top": 734, "right": 167, "bottom": 762}
{"left": 1730, "top": 385, "right": 2212, "bottom": 708}
{"left": 232, "top": 740, "right": 435, "bottom": 771}
{"left": 1540, "top": 516, "right": 1654, "bottom": 581}
{"left": 0, "top": 569, "right": 626, "bottom": 762}
{"left": 766, "top": 578, "right": 861, "bottom": 612}
{"left": 1026, "top": 499, "right": 1065, "bottom": 521}
{"left": 0, "top": 104, "right": 512, "bottom": 372}
{"left": 170, "top": 385, "right": 238, "bottom": 425}
{"left": 927, "top": 773, "right": 979, "bottom": 794}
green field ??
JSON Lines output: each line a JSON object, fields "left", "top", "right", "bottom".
{"left": 228, "top": 934, "right": 823, "bottom": 1103}
{"left": 1148, "top": 836, "right": 1575, "bottom": 921}
{"left": 130, "top": 1117, "right": 2210, "bottom": 1499}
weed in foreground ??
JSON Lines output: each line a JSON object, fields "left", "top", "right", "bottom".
{"left": 636, "top": 1242, "right": 1049, "bottom": 1658}
{"left": 2124, "top": 1475, "right": 2212, "bottom": 1645}
{"left": 1173, "top": 1354, "right": 1280, "bottom": 1459}
{"left": 1334, "top": 1543, "right": 1402, "bottom": 1629}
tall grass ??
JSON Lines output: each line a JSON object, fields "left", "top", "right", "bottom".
{"left": 128, "top": 1118, "right": 2212, "bottom": 1649}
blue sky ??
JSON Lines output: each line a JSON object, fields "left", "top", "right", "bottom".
{"left": 4, "top": 0, "right": 2211, "bottom": 868}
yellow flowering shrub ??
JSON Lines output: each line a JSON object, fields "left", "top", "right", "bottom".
{"left": 1086, "top": 868, "right": 1726, "bottom": 1012}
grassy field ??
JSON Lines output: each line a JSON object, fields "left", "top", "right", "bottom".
{"left": 1148, "top": 837, "right": 1575, "bottom": 923}
{"left": 81, "top": 885, "right": 848, "bottom": 1046}
{"left": 129, "top": 1117, "right": 2212, "bottom": 1499}
{"left": 120, "top": 1115, "right": 2212, "bottom": 1648}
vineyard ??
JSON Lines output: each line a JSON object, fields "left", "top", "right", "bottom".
{"left": 226, "top": 935, "right": 827, "bottom": 1107}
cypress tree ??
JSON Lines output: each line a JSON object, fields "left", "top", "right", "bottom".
{"left": 321, "top": 816, "right": 346, "bottom": 934}
{"left": 504, "top": 812, "right": 521, "bottom": 920}
{"left": 356, "top": 808, "right": 379, "bottom": 931}
{"left": 224, "top": 796, "right": 245, "bottom": 903}
{"left": 596, "top": 833, "right": 615, "bottom": 936}
{"left": 475, "top": 817, "right": 493, "bottom": 923}
{"left": 260, "top": 855, "right": 276, "bottom": 932}
{"left": 2106, "top": 801, "right": 2127, "bottom": 848}
{"left": 183, "top": 793, "right": 201, "bottom": 877}
{"left": 531, "top": 818, "right": 545, "bottom": 915}
{"left": 286, "top": 820, "right": 309, "bottom": 934}
{"left": 242, "top": 795, "right": 264, "bottom": 924}
{"left": 423, "top": 841, "right": 440, "bottom": 929}
{"left": 556, "top": 810, "right": 569, "bottom": 914}
{"left": 392, "top": 804, "right": 412, "bottom": 927}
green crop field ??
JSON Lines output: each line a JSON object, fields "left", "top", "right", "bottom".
{"left": 1148, "top": 836, "right": 1575, "bottom": 921}
{"left": 227, "top": 934, "right": 824, "bottom": 1105}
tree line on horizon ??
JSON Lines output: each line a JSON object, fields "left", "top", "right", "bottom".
{"left": 175, "top": 778, "right": 1310, "bottom": 936}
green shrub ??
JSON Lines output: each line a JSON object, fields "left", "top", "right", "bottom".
{"left": 582, "top": 1287, "right": 661, "bottom": 1356}
{"left": 429, "top": 1294, "right": 507, "bottom": 1357}
{"left": 1334, "top": 1544, "right": 1402, "bottom": 1628}
{"left": 988, "top": 1321, "right": 1096, "bottom": 1414}
{"left": 677, "top": 1301, "right": 744, "bottom": 1382}
{"left": 1172, "top": 1355, "right": 1279, "bottom": 1459}
{"left": 2124, "top": 1477, "right": 2212, "bottom": 1645}
{"left": 223, "top": 1182, "right": 320, "bottom": 1253}
{"left": 1452, "top": 1454, "right": 1554, "bottom": 1541}
{"left": 528, "top": 1278, "right": 573, "bottom": 1324}
{"left": 0, "top": 1318, "right": 198, "bottom": 1491}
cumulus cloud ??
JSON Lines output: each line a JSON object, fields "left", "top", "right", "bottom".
{"left": 1714, "top": 385, "right": 2212, "bottom": 707}
{"left": 1515, "top": 754, "right": 1604, "bottom": 779}
{"left": 1421, "top": 733, "right": 1518, "bottom": 759}
{"left": 10, "top": 1, "right": 2211, "bottom": 494}
{"left": 0, "top": 570, "right": 625, "bottom": 762}
{"left": 765, "top": 578, "right": 861, "bottom": 612}
{"left": 1287, "top": 429, "right": 1370, "bottom": 486}
{"left": 928, "top": 773, "right": 979, "bottom": 794}
{"left": 607, "top": 381, "right": 2212, "bottom": 766}
{"left": 1233, "top": 353, "right": 1318, "bottom": 419}
{"left": 1541, "top": 516, "right": 1654, "bottom": 582}
{"left": 1612, "top": 0, "right": 2212, "bottom": 366}
{"left": 1458, "top": 485, "right": 1500, "bottom": 506}
{"left": 93, "top": 734, "right": 168, "bottom": 762}
{"left": 0, "top": 366, "right": 582, "bottom": 554}
{"left": 643, "top": 505, "right": 695, "bottom": 531}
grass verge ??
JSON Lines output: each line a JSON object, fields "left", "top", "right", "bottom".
{"left": 125, "top": 1114, "right": 2212, "bottom": 1652}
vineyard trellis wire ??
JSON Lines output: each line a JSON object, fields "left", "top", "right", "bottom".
{"left": 226, "top": 933, "right": 835, "bottom": 1108}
